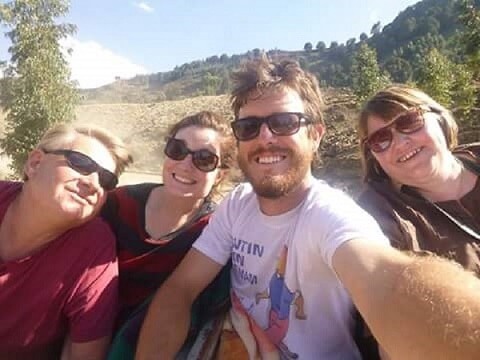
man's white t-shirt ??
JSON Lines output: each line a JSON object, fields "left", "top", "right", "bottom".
{"left": 194, "top": 178, "right": 389, "bottom": 359}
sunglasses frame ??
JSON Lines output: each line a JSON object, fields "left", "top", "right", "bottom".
{"left": 42, "top": 149, "right": 118, "bottom": 191}
{"left": 363, "top": 107, "right": 427, "bottom": 153}
{"left": 231, "top": 112, "right": 312, "bottom": 141}
{"left": 164, "top": 137, "right": 220, "bottom": 173}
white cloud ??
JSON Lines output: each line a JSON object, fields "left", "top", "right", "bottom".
{"left": 133, "top": 1, "right": 154, "bottom": 13}
{"left": 369, "top": 10, "right": 379, "bottom": 24}
{"left": 61, "top": 36, "right": 148, "bottom": 89}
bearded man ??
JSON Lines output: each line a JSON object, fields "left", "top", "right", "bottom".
{"left": 135, "top": 56, "right": 480, "bottom": 360}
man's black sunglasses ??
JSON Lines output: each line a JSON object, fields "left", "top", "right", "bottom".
{"left": 42, "top": 149, "right": 118, "bottom": 191}
{"left": 164, "top": 137, "right": 220, "bottom": 172}
{"left": 231, "top": 112, "right": 312, "bottom": 141}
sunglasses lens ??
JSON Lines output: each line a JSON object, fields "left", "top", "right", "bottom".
{"left": 396, "top": 111, "right": 424, "bottom": 133}
{"left": 193, "top": 150, "right": 219, "bottom": 172}
{"left": 269, "top": 113, "right": 300, "bottom": 135}
{"left": 165, "top": 137, "right": 218, "bottom": 172}
{"left": 367, "top": 129, "right": 393, "bottom": 153}
{"left": 232, "top": 118, "right": 261, "bottom": 141}
{"left": 66, "top": 151, "right": 118, "bottom": 191}
{"left": 67, "top": 151, "right": 97, "bottom": 175}
{"left": 165, "top": 138, "right": 188, "bottom": 160}
{"left": 98, "top": 171, "right": 118, "bottom": 191}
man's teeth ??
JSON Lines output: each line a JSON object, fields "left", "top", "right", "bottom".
{"left": 399, "top": 148, "right": 421, "bottom": 162}
{"left": 174, "top": 174, "right": 195, "bottom": 184}
{"left": 258, "top": 155, "right": 283, "bottom": 164}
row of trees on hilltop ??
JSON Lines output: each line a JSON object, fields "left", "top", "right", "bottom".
{"left": 131, "top": 0, "right": 478, "bottom": 102}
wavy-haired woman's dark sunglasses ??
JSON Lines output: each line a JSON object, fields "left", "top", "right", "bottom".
{"left": 164, "top": 137, "right": 219, "bottom": 172}
{"left": 42, "top": 149, "right": 118, "bottom": 191}
{"left": 231, "top": 112, "right": 311, "bottom": 141}
{"left": 364, "top": 108, "right": 426, "bottom": 153}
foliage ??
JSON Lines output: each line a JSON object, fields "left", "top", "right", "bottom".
{"left": 202, "top": 71, "right": 221, "bottom": 95}
{"left": 304, "top": 42, "right": 313, "bottom": 52}
{"left": 316, "top": 41, "right": 326, "bottom": 52}
{"left": 351, "top": 44, "right": 390, "bottom": 104}
{"left": 0, "top": 0, "right": 78, "bottom": 176}
{"left": 416, "top": 48, "right": 476, "bottom": 126}
{"left": 458, "top": 0, "right": 480, "bottom": 78}
{"left": 416, "top": 48, "right": 454, "bottom": 106}
{"left": 383, "top": 56, "right": 413, "bottom": 82}
{"left": 450, "top": 63, "right": 476, "bottom": 125}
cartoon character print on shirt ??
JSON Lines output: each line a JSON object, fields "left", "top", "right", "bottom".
{"left": 230, "top": 246, "right": 305, "bottom": 360}
{"left": 257, "top": 245, "right": 306, "bottom": 359}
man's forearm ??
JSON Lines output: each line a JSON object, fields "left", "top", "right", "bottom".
{"left": 334, "top": 241, "right": 480, "bottom": 359}
{"left": 135, "top": 283, "right": 192, "bottom": 360}
{"left": 378, "top": 255, "right": 480, "bottom": 359}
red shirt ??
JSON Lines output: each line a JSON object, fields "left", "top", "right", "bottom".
{"left": 0, "top": 181, "right": 119, "bottom": 359}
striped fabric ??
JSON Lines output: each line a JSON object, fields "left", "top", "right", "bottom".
{"left": 101, "top": 183, "right": 216, "bottom": 329}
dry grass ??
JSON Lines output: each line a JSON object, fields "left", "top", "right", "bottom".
{"left": 75, "top": 95, "right": 233, "bottom": 174}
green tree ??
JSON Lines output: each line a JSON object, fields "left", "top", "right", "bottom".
{"left": 458, "top": 0, "right": 480, "bottom": 79}
{"left": 450, "top": 63, "right": 476, "bottom": 127}
{"left": 0, "top": 0, "right": 78, "bottom": 176}
{"left": 416, "top": 48, "right": 476, "bottom": 128}
{"left": 384, "top": 56, "right": 413, "bottom": 83}
{"left": 316, "top": 41, "right": 326, "bottom": 52}
{"left": 304, "top": 42, "right": 313, "bottom": 52}
{"left": 351, "top": 43, "right": 390, "bottom": 103}
{"left": 416, "top": 48, "right": 453, "bottom": 106}
{"left": 202, "top": 71, "right": 221, "bottom": 95}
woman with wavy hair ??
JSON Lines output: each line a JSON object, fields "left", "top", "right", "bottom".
{"left": 102, "top": 111, "right": 236, "bottom": 359}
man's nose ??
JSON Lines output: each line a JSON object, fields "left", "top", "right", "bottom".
{"left": 78, "top": 171, "right": 102, "bottom": 192}
{"left": 257, "top": 123, "right": 276, "bottom": 142}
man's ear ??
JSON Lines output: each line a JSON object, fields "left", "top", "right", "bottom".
{"left": 310, "top": 123, "right": 325, "bottom": 151}
{"left": 24, "top": 149, "right": 45, "bottom": 179}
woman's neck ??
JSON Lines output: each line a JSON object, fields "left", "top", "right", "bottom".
{"left": 144, "top": 186, "right": 205, "bottom": 241}
{"left": 414, "top": 155, "right": 477, "bottom": 202}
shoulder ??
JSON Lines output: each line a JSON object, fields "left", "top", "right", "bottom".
{"left": 0, "top": 181, "right": 22, "bottom": 202}
{"left": 306, "top": 179, "right": 364, "bottom": 215}
{"left": 108, "top": 183, "right": 159, "bottom": 202}
{"left": 219, "top": 182, "right": 257, "bottom": 211}
{"left": 357, "top": 183, "right": 391, "bottom": 213}
{"left": 68, "top": 217, "right": 116, "bottom": 252}
{"left": 454, "top": 143, "right": 480, "bottom": 174}
{"left": 102, "top": 183, "right": 158, "bottom": 220}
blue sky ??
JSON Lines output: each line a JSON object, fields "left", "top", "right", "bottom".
{"left": 1, "top": 0, "right": 419, "bottom": 88}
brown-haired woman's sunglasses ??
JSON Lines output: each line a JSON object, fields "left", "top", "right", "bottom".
{"left": 364, "top": 108, "right": 426, "bottom": 153}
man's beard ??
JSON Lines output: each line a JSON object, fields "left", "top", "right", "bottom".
{"left": 238, "top": 145, "right": 312, "bottom": 199}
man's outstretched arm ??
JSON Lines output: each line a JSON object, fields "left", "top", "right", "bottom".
{"left": 135, "top": 248, "right": 223, "bottom": 360}
{"left": 333, "top": 239, "right": 480, "bottom": 360}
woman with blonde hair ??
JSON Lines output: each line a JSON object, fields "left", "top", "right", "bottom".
{"left": 357, "top": 84, "right": 480, "bottom": 274}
